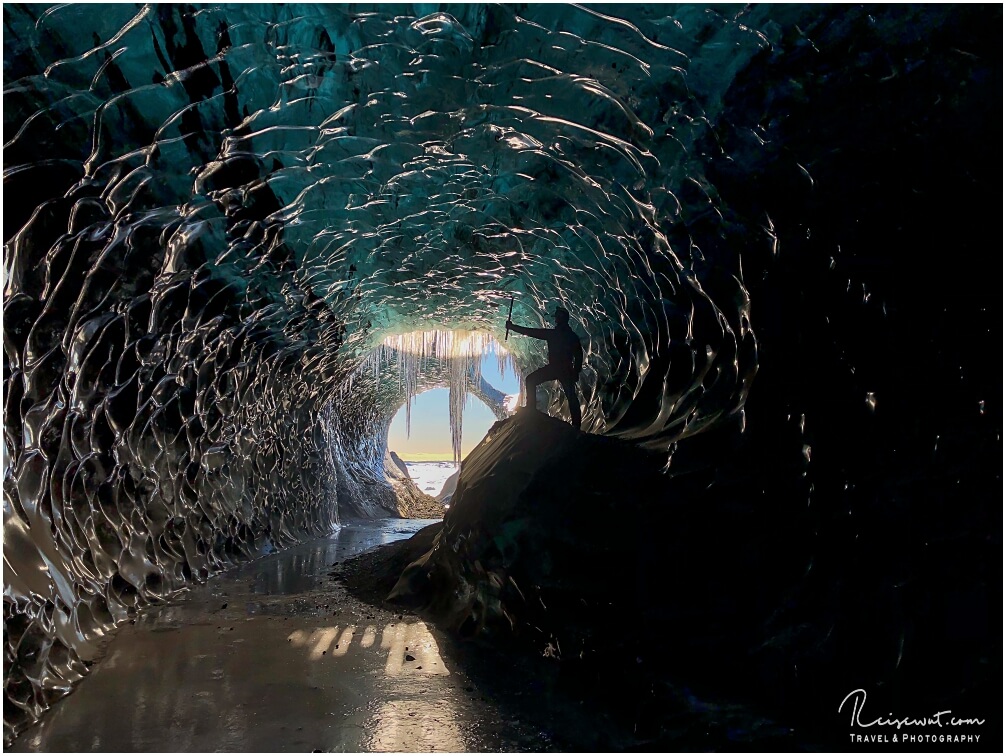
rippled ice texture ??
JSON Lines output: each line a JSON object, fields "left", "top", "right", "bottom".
{"left": 3, "top": 3, "right": 999, "bottom": 743}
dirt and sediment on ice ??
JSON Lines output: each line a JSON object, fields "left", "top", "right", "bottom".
{"left": 335, "top": 410, "right": 804, "bottom": 751}
{"left": 339, "top": 409, "right": 996, "bottom": 750}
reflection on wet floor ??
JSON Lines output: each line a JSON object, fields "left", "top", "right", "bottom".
{"left": 368, "top": 698, "right": 464, "bottom": 752}
{"left": 285, "top": 621, "right": 450, "bottom": 677}
{"left": 379, "top": 622, "right": 451, "bottom": 678}
{"left": 12, "top": 520, "right": 549, "bottom": 753}
{"left": 244, "top": 520, "right": 439, "bottom": 596}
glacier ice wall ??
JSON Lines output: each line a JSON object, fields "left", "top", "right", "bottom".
{"left": 3, "top": 3, "right": 1000, "bottom": 741}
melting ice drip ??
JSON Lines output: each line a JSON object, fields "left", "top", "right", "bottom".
{"left": 347, "top": 330, "right": 516, "bottom": 463}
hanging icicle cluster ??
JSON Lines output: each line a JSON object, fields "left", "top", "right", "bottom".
{"left": 345, "top": 330, "right": 517, "bottom": 464}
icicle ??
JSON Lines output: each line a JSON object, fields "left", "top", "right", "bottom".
{"left": 340, "top": 329, "right": 512, "bottom": 462}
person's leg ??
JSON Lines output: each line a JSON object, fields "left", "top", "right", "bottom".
{"left": 524, "top": 364, "right": 562, "bottom": 410}
{"left": 524, "top": 366, "right": 547, "bottom": 409}
{"left": 562, "top": 378, "right": 581, "bottom": 429}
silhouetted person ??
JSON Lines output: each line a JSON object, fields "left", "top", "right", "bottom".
{"left": 506, "top": 306, "right": 583, "bottom": 429}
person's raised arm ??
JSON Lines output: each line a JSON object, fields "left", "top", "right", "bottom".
{"left": 506, "top": 320, "right": 551, "bottom": 340}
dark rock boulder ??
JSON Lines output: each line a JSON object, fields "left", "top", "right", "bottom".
{"left": 379, "top": 406, "right": 994, "bottom": 745}
{"left": 384, "top": 450, "right": 444, "bottom": 520}
{"left": 388, "top": 450, "right": 411, "bottom": 479}
{"left": 388, "top": 408, "right": 796, "bottom": 657}
{"left": 436, "top": 469, "right": 459, "bottom": 504}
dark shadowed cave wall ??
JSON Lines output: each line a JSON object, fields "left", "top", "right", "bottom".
{"left": 3, "top": 3, "right": 1000, "bottom": 741}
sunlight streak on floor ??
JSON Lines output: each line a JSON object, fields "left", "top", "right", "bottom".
{"left": 286, "top": 621, "right": 449, "bottom": 676}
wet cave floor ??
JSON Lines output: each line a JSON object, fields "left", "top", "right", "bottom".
{"left": 11, "top": 519, "right": 796, "bottom": 753}
{"left": 13, "top": 520, "right": 551, "bottom": 752}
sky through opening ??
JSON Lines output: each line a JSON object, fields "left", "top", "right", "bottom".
{"left": 387, "top": 353, "right": 520, "bottom": 462}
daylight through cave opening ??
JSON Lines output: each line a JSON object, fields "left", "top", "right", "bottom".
{"left": 365, "top": 329, "right": 515, "bottom": 462}
{"left": 4, "top": 3, "right": 998, "bottom": 745}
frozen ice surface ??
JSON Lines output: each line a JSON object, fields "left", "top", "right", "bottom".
{"left": 2, "top": 3, "right": 998, "bottom": 744}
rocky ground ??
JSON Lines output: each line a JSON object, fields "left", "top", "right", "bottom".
{"left": 335, "top": 410, "right": 998, "bottom": 751}
{"left": 389, "top": 478, "right": 445, "bottom": 519}
{"left": 334, "top": 411, "right": 807, "bottom": 751}
{"left": 333, "top": 523, "right": 804, "bottom": 752}
{"left": 384, "top": 450, "right": 446, "bottom": 519}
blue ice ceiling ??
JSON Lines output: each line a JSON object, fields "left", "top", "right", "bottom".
{"left": 3, "top": 3, "right": 999, "bottom": 742}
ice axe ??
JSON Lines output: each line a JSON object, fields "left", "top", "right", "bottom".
{"left": 505, "top": 295, "right": 514, "bottom": 341}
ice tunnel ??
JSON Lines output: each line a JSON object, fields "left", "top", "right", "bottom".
{"left": 3, "top": 3, "right": 1000, "bottom": 744}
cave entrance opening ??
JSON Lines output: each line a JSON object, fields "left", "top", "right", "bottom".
{"left": 338, "top": 328, "right": 522, "bottom": 503}
{"left": 358, "top": 328, "right": 521, "bottom": 458}
{"left": 385, "top": 353, "right": 520, "bottom": 497}
{"left": 387, "top": 388, "right": 480, "bottom": 499}
{"left": 387, "top": 354, "right": 521, "bottom": 461}
{"left": 388, "top": 388, "right": 494, "bottom": 464}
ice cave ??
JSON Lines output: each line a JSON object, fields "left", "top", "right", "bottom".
{"left": 2, "top": 3, "right": 1000, "bottom": 751}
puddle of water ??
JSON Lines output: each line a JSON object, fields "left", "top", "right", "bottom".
{"left": 12, "top": 519, "right": 550, "bottom": 753}
{"left": 235, "top": 518, "right": 440, "bottom": 596}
